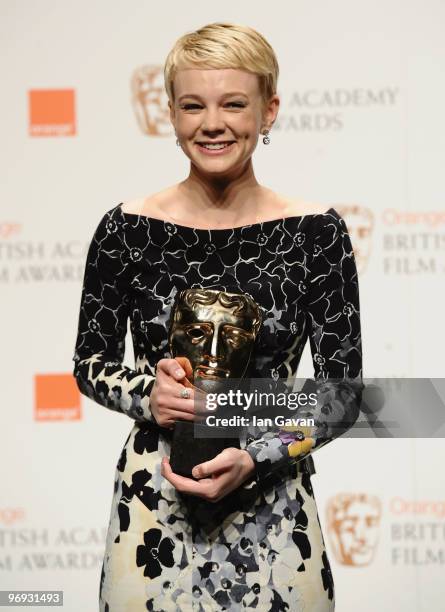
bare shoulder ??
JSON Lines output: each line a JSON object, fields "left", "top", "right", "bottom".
{"left": 283, "top": 198, "right": 331, "bottom": 216}
{"left": 266, "top": 190, "right": 330, "bottom": 217}
{"left": 301, "top": 201, "right": 331, "bottom": 215}
{"left": 121, "top": 186, "right": 176, "bottom": 217}
{"left": 120, "top": 197, "right": 146, "bottom": 215}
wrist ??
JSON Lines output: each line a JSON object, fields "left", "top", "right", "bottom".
{"left": 240, "top": 449, "right": 255, "bottom": 475}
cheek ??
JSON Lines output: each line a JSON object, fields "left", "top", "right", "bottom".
{"left": 176, "top": 117, "right": 201, "bottom": 133}
{"left": 237, "top": 119, "right": 260, "bottom": 136}
{"left": 227, "top": 346, "right": 251, "bottom": 362}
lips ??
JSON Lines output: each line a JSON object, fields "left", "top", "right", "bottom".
{"left": 195, "top": 142, "right": 236, "bottom": 155}
{"left": 196, "top": 141, "right": 236, "bottom": 145}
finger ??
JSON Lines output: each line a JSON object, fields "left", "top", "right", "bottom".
{"left": 159, "top": 403, "right": 210, "bottom": 426}
{"left": 173, "top": 381, "right": 208, "bottom": 408}
{"left": 193, "top": 391, "right": 210, "bottom": 413}
{"left": 177, "top": 387, "right": 209, "bottom": 416}
{"left": 168, "top": 388, "right": 209, "bottom": 418}
{"left": 167, "top": 394, "right": 214, "bottom": 421}
{"left": 169, "top": 409, "right": 208, "bottom": 424}
{"left": 191, "top": 452, "right": 232, "bottom": 479}
{"left": 161, "top": 458, "right": 214, "bottom": 496}
{"left": 171, "top": 411, "right": 196, "bottom": 422}
{"left": 167, "top": 397, "right": 198, "bottom": 416}
{"left": 164, "top": 375, "right": 209, "bottom": 412}
{"left": 156, "top": 379, "right": 196, "bottom": 405}
{"left": 156, "top": 358, "right": 189, "bottom": 382}
{"left": 173, "top": 356, "right": 193, "bottom": 380}
{"left": 159, "top": 409, "right": 191, "bottom": 427}
{"left": 193, "top": 411, "right": 209, "bottom": 423}
{"left": 154, "top": 412, "right": 177, "bottom": 429}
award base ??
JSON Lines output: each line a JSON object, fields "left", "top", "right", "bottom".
{"left": 169, "top": 420, "right": 240, "bottom": 479}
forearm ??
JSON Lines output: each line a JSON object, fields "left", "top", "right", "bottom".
{"left": 244, "top": 377, "right": 363, "bottom": 482}
{"left": 73, "top": 352, "right": 156, "bottom": 423}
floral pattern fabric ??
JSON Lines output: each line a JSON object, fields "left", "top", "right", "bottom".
{"left": 72, "top": 202, "right": 362, "bottom": 611}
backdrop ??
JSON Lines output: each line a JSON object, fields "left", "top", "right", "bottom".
{"left": 1, "top": 1, "right": 444, "bottom": 610}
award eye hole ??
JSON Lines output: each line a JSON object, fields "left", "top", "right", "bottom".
{"left": 227, "top": 336, "right": 245, "bottom": 348}
{"left": 187, "top": 328, "right": 204, "bottom": 338}
{"left": 185, "top": 325, "right": 210, "bottom": 343}
{"left": 223, "top": 328, "right": 249, "bottom": 348}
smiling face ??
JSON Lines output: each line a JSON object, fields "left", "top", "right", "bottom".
{"left": 168, "top": 289, "right": 262, "bottom": 392}
{"left": 169, "top": 68, "right": 279, "bottom": 178}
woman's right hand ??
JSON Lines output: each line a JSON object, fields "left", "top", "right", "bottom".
{"left": 149, "top": 357, "right": 206, "bottom": 429}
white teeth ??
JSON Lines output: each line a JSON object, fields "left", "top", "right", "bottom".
{"left": 200, "top": 142, "right": 233, "bottom": 150}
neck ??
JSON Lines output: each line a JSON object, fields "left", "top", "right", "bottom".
{"left": 177, "top": 160, "right": 266, "bottom": 223}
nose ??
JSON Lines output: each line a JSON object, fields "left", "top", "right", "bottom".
{"left": 208, "top": 323, "right": 224, "bottom": 363}
{"left": 201, "top": 107, "right": 226, "bottom": 134}
{"left": 354, "top": 520, "right": 366, "bottom": 542}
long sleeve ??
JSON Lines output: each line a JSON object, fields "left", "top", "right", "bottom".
{"left": 244, "top": 211, "right": 364, "bottom": 482}
{"left": 72, "top": 209, "right": 156, "bottom": 422}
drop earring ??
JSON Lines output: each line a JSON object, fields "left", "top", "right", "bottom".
{"left": 176, "top": 137, "right": 180, "bottom": 146}
{"left": 262, "top": 129, "right": 271, "bottom": 145}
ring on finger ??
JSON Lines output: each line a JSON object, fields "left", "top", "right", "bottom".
{"left": 180, "top": 388, "right": 191, "bottom": 399}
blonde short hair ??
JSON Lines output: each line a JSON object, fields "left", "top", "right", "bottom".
{"left": 164, "top": 22, "right": 279, "bottom": 114}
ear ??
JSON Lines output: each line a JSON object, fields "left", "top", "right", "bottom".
{"left": 262, "top": 94, "right": 280, "bottom": 131}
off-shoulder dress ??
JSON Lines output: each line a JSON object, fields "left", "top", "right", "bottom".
{"left": 72, "top": 202, "right": 363, "bottom": 611}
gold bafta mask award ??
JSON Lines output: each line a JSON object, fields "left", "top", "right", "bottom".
{"left": 167, "top": 288, "right": 262, "bottom": 479}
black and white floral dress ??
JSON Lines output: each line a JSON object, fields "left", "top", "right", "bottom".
{"left": 72, "top": 202, "right": 363, "bottom": 611}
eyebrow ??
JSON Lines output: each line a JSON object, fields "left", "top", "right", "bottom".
{"left": 178, "top": 91, "right": 249, "bottom": 102}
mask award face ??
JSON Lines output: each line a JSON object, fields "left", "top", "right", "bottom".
{"left": 166, "top": 288, "right": 262, "bottom": 480}
{"left": 168, "top": 288, "right": 262, "bottom": 393}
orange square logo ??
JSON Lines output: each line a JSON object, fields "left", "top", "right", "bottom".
{"left": 35, "top": 373, "right": 81, "bottom": 421}
{"left": 29, "top": 89, "right": 76, "bottom": 137}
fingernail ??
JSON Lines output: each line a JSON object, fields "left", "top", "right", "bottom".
{"left": 175, "top": 369, "right": 185, "bottom": 377}
{"left": 192, "top": 467, "right": 199, "bottom": 478}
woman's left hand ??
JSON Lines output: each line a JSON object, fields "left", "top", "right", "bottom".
{"left": 160, "top": 447, "right": 256, "bottom": 503}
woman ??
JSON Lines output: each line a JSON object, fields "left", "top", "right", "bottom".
{"left": 72, "top": 22, "right": 363, "bottom": 611}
